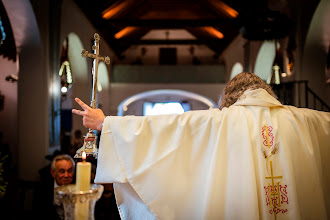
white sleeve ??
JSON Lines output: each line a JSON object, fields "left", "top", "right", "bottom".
{"left": 94, "top": 116, "right": 128, "bottom": 183}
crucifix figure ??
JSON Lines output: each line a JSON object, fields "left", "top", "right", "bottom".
{"left": 74, "top": 33, "right": 110, "bottom": 159}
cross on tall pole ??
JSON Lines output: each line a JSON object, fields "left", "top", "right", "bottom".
{"left": 75, "top": 33, "right": 110, "bottom": 159}
{"left": 81, "top": 33, "right": 110, "bottom": 108}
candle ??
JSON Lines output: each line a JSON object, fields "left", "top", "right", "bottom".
{"left": 76, "top": 151, "right": 91, "bottom": 191}
{"left": 75, "top": 151, "right": 91, "bottom": 220}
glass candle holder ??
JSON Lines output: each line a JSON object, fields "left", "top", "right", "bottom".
{"left": 54, "top": 184, "right": 104, "bottom": 220}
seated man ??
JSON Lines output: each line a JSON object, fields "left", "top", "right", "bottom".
{"left": 73, "top": 72, "right": 330, "bottom": 220}
{"left": 50, "top": 154, "right": 75, "bottom": 187}
{"left": 35, "top": 154, "right": 75, "bottom": 220}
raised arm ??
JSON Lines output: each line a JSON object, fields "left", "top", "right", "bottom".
{"left": 72, "top": 98, "right": 105, "bottom": 131}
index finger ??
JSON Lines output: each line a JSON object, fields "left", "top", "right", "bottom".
{"left": 75, "top": 98, "right": 90, "bottom": 110}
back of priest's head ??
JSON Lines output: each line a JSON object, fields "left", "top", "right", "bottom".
{"left": 218, "top": 72, "right": 277, "bottom": 109}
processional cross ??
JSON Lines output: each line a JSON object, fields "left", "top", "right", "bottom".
{"left": 75, "top": 33, "right": 110, "bottom": 159}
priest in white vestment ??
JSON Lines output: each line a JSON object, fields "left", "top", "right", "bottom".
{"left": 73, "top": 72, "right": 330, "bottom": 220}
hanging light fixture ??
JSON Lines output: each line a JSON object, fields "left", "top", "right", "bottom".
{"left": 267, "top": 40, "right": 285, "bottom": 85}
{"left": 59, "top": 38, "right": 73, "bottom": 96}
{"left": 59, "top": 60, "right": 72, "bottom": 95}
{"left": 240, "top": 9, "right": 293, "bottom": 41}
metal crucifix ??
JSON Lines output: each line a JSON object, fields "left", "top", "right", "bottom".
{"left": 75, "top": 33, "right": 110, "bottom": 159}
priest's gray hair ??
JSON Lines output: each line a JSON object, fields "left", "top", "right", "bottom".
{"left": 218, "top": 72, "right": 277, "bottom": 109}
{"left": 51, "top": 154, "right": 75, "bottom": 172}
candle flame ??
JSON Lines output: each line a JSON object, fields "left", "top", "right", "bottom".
{"left": 82, "top": 151, "right": 86, "bottom": 161}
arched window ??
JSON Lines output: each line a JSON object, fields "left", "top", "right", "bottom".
{"left": 254, "top": 40, "right": 276, "bottom": 81}
{"left": 230, "top": 62, "right": 243, "bottom": 80}
{"left": 67, "top": 33, "right": 88, "bottom": 83}
{"left": 97, "top": 62, "right": 110, "bottom": 92}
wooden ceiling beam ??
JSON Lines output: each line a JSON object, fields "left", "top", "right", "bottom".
{"left": 106, "top": 19, "right": 235, "bottom": 28}
{"left": 114, "top": 39, "right": 224, "bottom": 45}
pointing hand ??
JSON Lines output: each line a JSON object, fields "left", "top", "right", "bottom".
{"left": 72, "top": 98, "right": 105, "bottom": 131}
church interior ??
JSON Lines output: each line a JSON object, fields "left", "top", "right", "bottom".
{"left": 0, "top": 0, "right": 329, "bottom": 218}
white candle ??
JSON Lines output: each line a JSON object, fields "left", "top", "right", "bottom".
{"left": 75, "top": 152, "right": 91, "bottom": 220}
{"left": 76, "top": 152, "right": 91, "bottom": 191}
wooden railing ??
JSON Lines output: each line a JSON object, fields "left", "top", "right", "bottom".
{"left": 271, "top": 81, "right": 329, "bottom": 112}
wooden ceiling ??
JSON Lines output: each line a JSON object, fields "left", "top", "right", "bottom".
{"left": 0, "top": 0, "right": 292, "bottom": 62}
{"left": 74, "top": 0, "right": 275, "bottom": 57}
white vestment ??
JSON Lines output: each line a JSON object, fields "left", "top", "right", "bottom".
{"left": 95, "top": 88, "right": 330, "bottom": 220}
